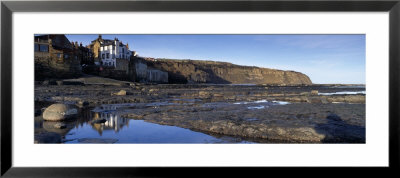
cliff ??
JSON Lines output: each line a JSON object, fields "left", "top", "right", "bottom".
{"left": 146, "top": 59, "right": 312, "bottom": 85}
{"left": 128, "top": 57, "right": 168, "bottom": 83}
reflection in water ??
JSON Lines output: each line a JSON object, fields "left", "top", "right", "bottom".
{"left": 35, "top": 106, "right": 129, "bottom": 139}
{"left": 35, "top": 105, "right": 252, "bottom": 144}
{"left": 92, "top": 112, "right": 130, "bottom": 135}
{"left": 65, "top": 119, "right": 253, "bottom": 144}
{"left": 34, "top": 107, "right": 95, "bottom": 143}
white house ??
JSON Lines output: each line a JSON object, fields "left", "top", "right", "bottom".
{"left": 98, "top": 38, "right": 137, "bottom": 67}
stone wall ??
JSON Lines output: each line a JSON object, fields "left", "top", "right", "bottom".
{"left": 35, "top": 56, "right": 82, "bottom": 80}
{"left": 147, "top": 68, "right": 168, "bottom": 83}
{"left": 135, "top": 60, "right": 148, "bottom": 81}
{"left": 128, "top": 56, "right": 147, "bottom": 82}
{"left": 98, "top": 68, "right": 129, "bottom": 81}
{"left": 116, "top": 58, "right": 129, "bottom": 74}
{"left": 128, "top": 56, "right": 168, "bottom": 83}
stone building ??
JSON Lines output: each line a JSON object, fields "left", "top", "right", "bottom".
{"left": 34, "top": 34, "right": 168, "bottom": 83}
{"left": 88, "top": 35, "right": 137, "bottom": 68}
{"left": 35, "top": 34, "right": 75, "bottom": 60}
{"left": 34, "top": 34, "right": 82, "bottom": 80}
{"left": 71, "top": 41, "right": 94, "bottom": 66}
{"left": 87, "top": 36, "right": 102, "bottom": 64}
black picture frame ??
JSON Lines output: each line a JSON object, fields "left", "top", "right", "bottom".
{"left": 1, "top": 0, "right": 399, "bottom": 177}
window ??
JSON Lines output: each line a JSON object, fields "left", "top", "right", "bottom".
{"left": 64, "top": 54, "right": 69, "bottom": 59}
{"left": 57, "top": 53, "right": 61, "bottom": 58}
{"left": 34, "top": 44, "right": 39, "bottom": 51}
{"left": 107, "top": 53, "right": 110, "bottom": 58}
{"left": 104, "top": 46, "right": 107, "bottom": 50}
{"left": 112, "top": 54, "right": 115, "bottom": 59}
{"left": 39, "top": 45, "right": 49, "bottom": 52}
{"left": 122, "top": 48, "right": 124, "bottom": 53}
{"left": 102, "top": 54, "right": 105, "bottom": 59}
{"left": 112, "top": 45, "right": 115, "bottom": 50}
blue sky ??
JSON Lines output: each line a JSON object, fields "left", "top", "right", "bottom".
{"left": 66, "top": 34, "right": 365, "bottom": 84}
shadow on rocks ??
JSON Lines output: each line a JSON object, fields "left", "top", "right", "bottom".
{"left": 34, "top": 132, "right": 62, "bottom": 143}
{"left": 315, "top": 114, "right": 365, "bottom": 143}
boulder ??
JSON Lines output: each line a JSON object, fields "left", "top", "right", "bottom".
{"left": 306, "top": 97, "right": 327, "bottom": 103}
{"left": 199, "top": 91, "right": 210, "bottom": 97}
{"left": 213, "top": 93, "right": 224, "bottom": 97}
{"left": 311, "top": 90, "right": 319, "bottom": 95}
{"left": 149, "top": 89, "right": 158, "bottom": 93}
{"left": 42, "top": 104, "right": 78, "bottom": 121}
{"left": 112, "top": 90, "right": 127, "bottom": 96}
{"left": 300, "top": 92, "right": 310, "bottom": 96}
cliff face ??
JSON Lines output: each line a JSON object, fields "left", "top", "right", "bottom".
{"left": 128, "top": 57, "right": 168, "bottom": 83}
{"left": 146, "top": 59, "right": 312, "bottom": 85}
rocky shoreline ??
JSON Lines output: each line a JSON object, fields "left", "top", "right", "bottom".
{"left": 34, "top": 76, "right": 365, "bottom": 143}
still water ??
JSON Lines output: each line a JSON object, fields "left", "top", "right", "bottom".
{"left": 64, "top": 119, "right": 251, "bottom": 144}
{"left": 35, "top": 99, "right": 296, "bottom": 143}
{"left": 35, "top": 103, "right": 253, "bottom": 144}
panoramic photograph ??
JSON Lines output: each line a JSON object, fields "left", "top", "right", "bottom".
{"left": 34, "top": 34, "right": 366, "bottom": 144}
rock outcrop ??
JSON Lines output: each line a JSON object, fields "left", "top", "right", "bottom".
{"left": 146, "top": 59, "right": 312, "bottom": 85}
{"left": 128, "top": 57, "right": 168, "bottom": 83}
